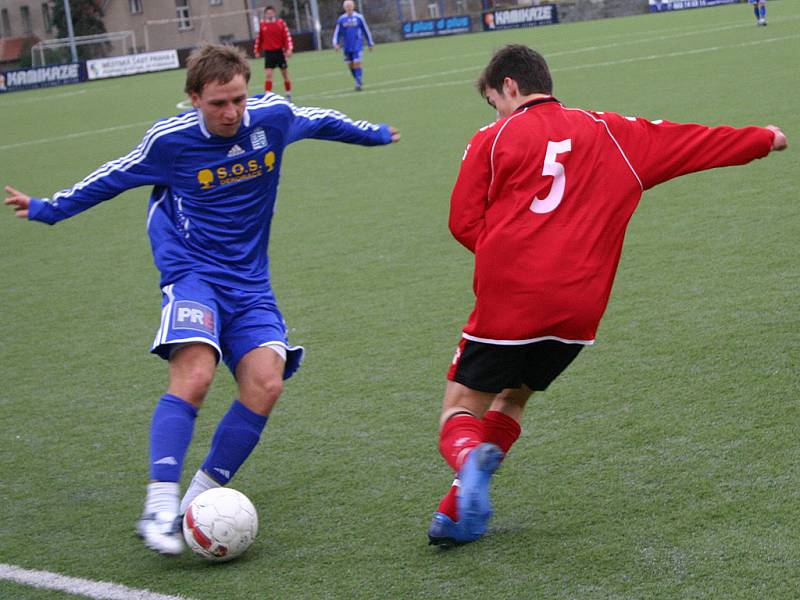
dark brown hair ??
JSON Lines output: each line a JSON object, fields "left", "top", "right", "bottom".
{"left": 184, "top": 43, "right": 251, "bottom": 95}
{"left": 476, "top": 44, "right": 553, "bottom": 97}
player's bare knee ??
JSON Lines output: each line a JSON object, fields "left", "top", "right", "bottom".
{"left": 244, "top": 373, "right": 283, "bottom": 410}
{"left": 170, "top": 366, "right": 214, "bottom": 405}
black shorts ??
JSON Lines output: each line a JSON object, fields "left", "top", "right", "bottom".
{"left": 263, "top": 49, "right": 287, "bottom": 69}
{"left": 447, "top": 338, "right": 584, "bottom": 394}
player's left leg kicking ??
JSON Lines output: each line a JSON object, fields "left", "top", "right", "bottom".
{"left": 428, "top": 339, "right": 582, "bottom": 547}
{"left": 428, "top": 382, "right": 526, "bottom": 546}
{"left": 178, "top": 289, "right": 303, "bottom": 518}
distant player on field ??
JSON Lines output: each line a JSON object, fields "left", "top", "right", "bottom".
{"left": 428, "top": 44, "right": 787, "bottom": 547}
{"left": 332, "top": 0, "right": 374, "bottom": 91}
{"left": 5, "top": 43, "right": 400, "bottom": 556}
{"left": 749, "top": 0, "right": 767, "bottom": 26}
{"left": 254, "top": 5, "right": 294, "bottom": 99}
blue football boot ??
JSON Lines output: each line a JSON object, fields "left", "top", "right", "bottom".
{"left": 427, "top": 512, "right": 481, "bottom": 547}
{"left": 457, "top": 443, "right": 504, "bottom": 538}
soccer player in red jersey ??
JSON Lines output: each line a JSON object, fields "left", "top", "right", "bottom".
{"left": 428, "top": 44, "right": 788, "bottom": 547}
{"left": 253, "top": 6, "right": 294, "bottom": 99}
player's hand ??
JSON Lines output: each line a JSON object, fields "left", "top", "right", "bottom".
{"left": 388, "top": 127, "right": 401, "bottom": 143}
{"left": 368, "top": 46, "right": 373, "bottom": 52}
{"left": 766, "top": 125, "right": 787, "bottom": 151}
{"left": 285, "top": 49, "right": 293, "bottom": 58}
{"left": 334, "top": 44, "right": 340, "bottom": 50}
{"left": 4, "top": 185, "right": 31, "bottom": 219}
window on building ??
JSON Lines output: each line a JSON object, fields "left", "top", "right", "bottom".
{"left": 21, "top": 5, "right": 33, "bottom": 34}
{"left": 42, "top": 3, "right": 52, "bottom": 33}
{"left": 0, "top": 9, "right": 10, "bottom": 37}
{"left": 176, "top": 0, "right": 192, "bottom": 31}
{"left": 210, "top": 0, "right": 223, "bottom": 6}
{"left": 218, "top": 34, "right": 234, "bottom": 44}
{"left": 129, "top": 0, "right": 143, "bottom": 14}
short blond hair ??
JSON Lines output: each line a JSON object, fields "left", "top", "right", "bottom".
{"left": 184, "top": 43, "right": 251, "bottom": 95}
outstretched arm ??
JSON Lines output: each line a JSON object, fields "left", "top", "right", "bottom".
{"left": 5, "top": 122, "right": 172, "bottom": 225}
{"left": 597, "top": 112, "right": 785, "bottom": 190}
{"left": 286, "top": 104, "right": 400, "bottom": 146}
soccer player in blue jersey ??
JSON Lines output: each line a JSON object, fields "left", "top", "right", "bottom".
{"left": 332, "top": 0, "right": 374, "bottom": 91}
{"left": 4, "top": 44, "right": 399, "bottom": 556}
{"left": 749, "top": 0, "right": 767, "bottom": 26}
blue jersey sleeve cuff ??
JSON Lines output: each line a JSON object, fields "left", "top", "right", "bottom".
{"left": 378, "top": 124, "right": 393, "bottom": 145}
{"left": 27, "top": 198, "right": 57, "bottom": 225}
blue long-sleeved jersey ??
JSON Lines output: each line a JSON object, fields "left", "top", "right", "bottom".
{"left": 28, "top": 94, "right": 393, "bottom": 291}
{"left": 332, "top": 12, "right": 373, "bottom": 52}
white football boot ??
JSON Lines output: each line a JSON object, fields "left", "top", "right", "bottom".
{"left": 137, "top": 481, "right": 184, "bottom": 555}
{"left": 136, "top": 511, "right": 184, "bottom": 555}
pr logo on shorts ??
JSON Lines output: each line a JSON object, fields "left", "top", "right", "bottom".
{"left": 173, "top": 301, "right": 216, "bottom": 335}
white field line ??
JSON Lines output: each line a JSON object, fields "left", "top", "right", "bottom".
{"left": 290, "top": 16, "right": 787, "bottom": 83}
{"left": 305, "top": 33, "right": 800, "bottom": 100}
{"left": 0, "top": 88, "right": 88, "bottom": 106}
{"left": 0, "top": 563, "right": 196, "bottom": 600}
{"left": 0, "top": 26, "right": 796, "bottom": 152}
{"left": 0, "top": 120, "right": 153, "bottom": 151}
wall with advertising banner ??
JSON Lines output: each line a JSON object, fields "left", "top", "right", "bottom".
{"left": 649, "top": 0, "right": 738, "bottom": 11}
{"left": 86, "top": 50, "right": 180, "bottom": 80}
{"left": 0, "top": 63, "right": 85, "bottom": 94}
{"left": 401, "top": 15, "right": 472, "bottom": 39}
{"left": 482, "top": 4, "right": 559, "bottom": 31}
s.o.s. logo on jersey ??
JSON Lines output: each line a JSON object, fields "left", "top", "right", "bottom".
{"left": 172, "top": 300, "right": 216, "bottom": 335}
{"left": 195, "top": 151, "right": 276, "bottom": 189}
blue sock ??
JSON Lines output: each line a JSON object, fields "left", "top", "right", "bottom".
{"left": 150, "top": 394, "right": 198, "bottom": 482}
{"left": 201, "top": 399, "right": 268, "bottom": 485}
{"left": 350, "top": 67, "right": 358, "bottom": 81}
{"left": 760, "top": 5, "right": 766, "bottom": 19}
{"left": 754, "top": 5, "right": 759, "bottom": 19}
{"left": 354, "top": 68, "right": 363, "bottom": 86}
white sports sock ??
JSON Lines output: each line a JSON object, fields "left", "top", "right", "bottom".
{"left": 180, "top": 469, "right": 221, "bottom": 513}
{"left": 145, "top": 481, "right": 180, "bottom": 516}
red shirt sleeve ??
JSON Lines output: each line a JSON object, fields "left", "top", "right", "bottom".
{"left": 280, "top": 19, "right": 293, "bottom": 52}
{"left": 593, "top": 111, "right": 775, "bottom": 190}
{"left": 449, "top": 125, "right": 495, "bottom": 253}
{"left": 254, "top": 22, "right": 264, "bottom": 54}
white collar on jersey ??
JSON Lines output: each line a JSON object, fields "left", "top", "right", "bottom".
{"left": 197, "top": 107, "right": 251, "bottom": 138}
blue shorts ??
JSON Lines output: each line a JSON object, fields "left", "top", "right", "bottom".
{"left": 343, "top": 50, "right": 363, "bottom": 63}
{"left": 150, "top": 276, "right": 304, "bottom": 379}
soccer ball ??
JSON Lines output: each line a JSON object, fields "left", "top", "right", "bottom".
{"left": 182, "top": 488, "right": 259, "bottom": 561}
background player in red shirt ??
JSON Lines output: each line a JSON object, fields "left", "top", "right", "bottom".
{"left": 428, "top": 44, "right": 788, "bottom": 547}
{"left": 254, "top": 6, "right": 294, "bottom": 99}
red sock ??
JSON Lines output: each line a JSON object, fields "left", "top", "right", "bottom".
{"left": 437, "top": 481, "right": 459, "bottom": 521}
{"left": 265, "top": 80, "right": 273, "bottom": 92}
{"left": 482, "top": 410, "right": 522, "bottom": 455}
{"left": 284, "top": 80, "right": 292, "bottom": 92}
{"left": 439, "top": 413, "right": 483, "bottom": 472}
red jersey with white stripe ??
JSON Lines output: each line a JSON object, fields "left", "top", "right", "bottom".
{"left": 254, "top": 19, "right": 293, "bottom": 53}
{"left": 449, "top": 97, "right": 774, "bottom": 345}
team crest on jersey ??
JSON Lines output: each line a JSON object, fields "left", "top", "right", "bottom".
{"left": 197, "top": 169, "right": 214, "bottom": 189}
{"left": 172, "top": 301, "right": 216, "bottom": 335}
{"left": 250, "top": 128, "right": 268, "bottom": 149}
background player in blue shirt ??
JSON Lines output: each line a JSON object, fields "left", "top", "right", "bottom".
{"left": 332, "top": 0, "right": 374, "bottom": 91}
{"left": 4, "top": 44, "right": 399, "bottom": 556}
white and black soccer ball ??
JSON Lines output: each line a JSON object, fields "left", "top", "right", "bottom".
{"left": 182, "top": 487, "right": 258, "bottom": 561}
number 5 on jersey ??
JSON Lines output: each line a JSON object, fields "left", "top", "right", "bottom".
{"left": 530, "top": 139, "right": 572, "bottom": 214}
